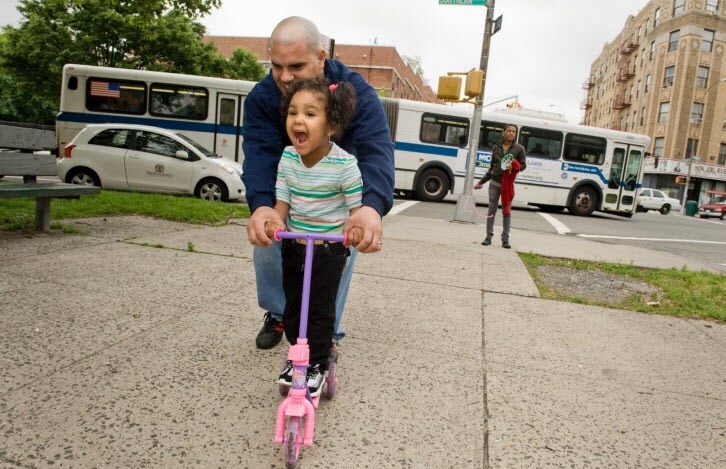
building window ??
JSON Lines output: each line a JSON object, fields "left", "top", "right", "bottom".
{"left": 668, "top": 30, "right": 680, "bottom": 52}
{"left": 649, "top": 41, "right": 655, "bottom": 61}
{"left": 645, "top": 19, "right": 649, "bottom": 36}
{"left": 706, "top": 0, "right": 719, "bottom": 13}
{"left": 636, "top": 80, "right": 641, "bottom": 98}
{"left": 654, "top": 137, "right": 665, "bottom": 157}
{"left": 658, "top": 102, "right": 670, "bottom": 123}
{"left": 645, "top": 74, "right": 652, "bottom": 93}
{"left": 696, "top": 67, "right": 709, "bottom": 88}
{"left": 673, "top": 0, "right": 686, "bottom": 16}
{"left": 663, "top": 66, "right": 675, "bottom": 87}
{"left": 654, "top": 8, "right": 661, "bottom": 27}
{"left": 640, "top": 107, "right": 646, "bottom": 126}
{"left": 691, "top": 102, "right": 704, "bottom": 123}
{"left": 702, "top": 29, "right": 715, "bottom": 52}
{"left": 686, "top": 138, "right": 699, "bottom": 159}
{"left": 719, "top": 143, "right": 726, "bottom": 165}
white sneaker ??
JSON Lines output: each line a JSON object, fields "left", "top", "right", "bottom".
{"left": 306, "top": 364, "right": 325, "bottom": 397}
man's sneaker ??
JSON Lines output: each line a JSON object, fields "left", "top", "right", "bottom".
{"left": 255, "top": 312, "right": 283, "bottom": 349}
{"left": 278, "top": 360, "right": 293, "bottom": 385}
{"left": 327, "top": 343, "right": 340, "bottom": 366}
{"left": 481, "top": 237, "right": 492, "bottom": 246}
{"left": 502, "top": 240, "right": 511, "bottom": 249}
{"left": 306, "top": 364, "right": 326, "bottom": 397}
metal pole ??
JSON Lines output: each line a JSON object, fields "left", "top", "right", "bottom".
{"left": 681, "top": 159, "right": 692, "bottom": 216}
{"left": 453, "top": 0, "right": 496, "bottom": 223}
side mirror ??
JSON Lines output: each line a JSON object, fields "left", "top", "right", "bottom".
{"left": 175, "top": 150, "right": 189, "bottom": 159}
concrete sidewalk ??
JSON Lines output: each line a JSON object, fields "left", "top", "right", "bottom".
{"left": 1, "top": 215, "right": 724, "bottom": 468}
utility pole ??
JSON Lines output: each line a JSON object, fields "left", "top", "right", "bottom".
{"left": 453, "top": 0, "right": 496, "bottom": 223}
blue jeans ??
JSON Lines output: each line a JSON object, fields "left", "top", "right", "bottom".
{"left": 253, "top": 242, "right": 357, "bottom": 343}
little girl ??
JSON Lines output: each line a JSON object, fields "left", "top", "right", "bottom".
{"left": 264, "top": 77, "right": 362, "bottom": 397}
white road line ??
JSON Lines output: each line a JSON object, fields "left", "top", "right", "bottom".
{"left": 577, "top": 234, "right": 726, "bottom": 245}
{"left": 388, "top": 200, "right": 419, "bottom": 216}
{"left": 537, "top": 212, "right": 571, "bottom": 235}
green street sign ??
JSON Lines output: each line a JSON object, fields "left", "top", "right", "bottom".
{"left": 439, "top": 0, "right": 487, "bottom": 5}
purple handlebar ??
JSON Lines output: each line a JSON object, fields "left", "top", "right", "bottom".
{"left": 273, "top": 230, "right": 347, "bottom": 244}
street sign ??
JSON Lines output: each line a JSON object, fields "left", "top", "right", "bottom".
{"left": 439, "top": 0, "right": 487, "bottom": 5}
{"left": 493, "top": 14, "right": 503, "bottom": 34}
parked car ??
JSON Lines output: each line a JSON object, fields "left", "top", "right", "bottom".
{"left": 698, "top": 195, "right": 726, "bottom": 220}
{"left": 636, "top": 188, "right": 682, "bottom": 215}
{"left": 58, "top": 124, "right": 244, "bottom": 202}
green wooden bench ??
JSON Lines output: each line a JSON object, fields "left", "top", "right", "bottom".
{"left": 0, "top": 152, "right": 100, "bottom": 232}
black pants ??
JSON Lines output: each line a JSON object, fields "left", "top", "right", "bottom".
{"left": 281, "top": 240, "right": 350, "bottom": 368}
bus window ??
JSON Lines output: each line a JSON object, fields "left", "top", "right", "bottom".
{"left": 519, "top": 126, "right": 563, "bottom": 158}
{"left": 609, "top": 148, "right": 625, "bottom": 189}
{"left": 150, "top": 84, "right": 208, "bottom": 120}
{"left": 420, "top": 113, "right": 469, "bottom": 146}
{"left": 624, "top": 149, "right": 642, "bottom": 191}
{"left": 563, "top": 133, "right": 606, "bottom": 165}
{"left": 478, "top": 121, "right": 507, "bottom": 150}
{"left": 86, "top": 78, "right": 146, "bottom": 115}
{"left": 219, "top": 98, "right": 236, "bottom": 126}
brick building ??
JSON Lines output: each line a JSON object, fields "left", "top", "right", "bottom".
{"left": 581, "top": 0, "right": 726, "bottom": 203}
{"left": 203, "top": 36, "right": 440, "bottom": 103}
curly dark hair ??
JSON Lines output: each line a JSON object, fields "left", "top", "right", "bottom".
{"left": 280, "top": 77, "right": 356, "bottom": 140}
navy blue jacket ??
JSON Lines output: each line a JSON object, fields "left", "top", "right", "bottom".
{"left": 241, "top": 60, "right": 395, "bottom": 217}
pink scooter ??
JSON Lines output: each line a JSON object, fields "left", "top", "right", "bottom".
{"left": 272, "top": 230, "right": 346, "bottom": 468}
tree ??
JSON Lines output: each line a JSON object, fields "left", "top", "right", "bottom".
{"left": 402, "top": 55, "right": 425, "bottom": 78}
{"left": 0, "top": 0, "right": 235, "bottom": 118}
{"left": 223, "top": 48, "right": 265, "bottom": 82}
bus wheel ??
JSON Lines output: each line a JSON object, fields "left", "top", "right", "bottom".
{"left": 568, "top": 186, "right": 598, "bottom": 216}
{"left": 415, "top": 168, "right": 449, "bottom": 202}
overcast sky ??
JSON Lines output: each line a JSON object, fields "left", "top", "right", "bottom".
{"left": 3, "top": 0, "right": 651, "bottom": 123}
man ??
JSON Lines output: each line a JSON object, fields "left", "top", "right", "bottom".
{"left": 242, "top": 16, "right": 395, "bottom": 351}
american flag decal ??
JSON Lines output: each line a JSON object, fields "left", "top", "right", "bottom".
{"left": 90, "top": 80, "right": 121, "bottom": 98}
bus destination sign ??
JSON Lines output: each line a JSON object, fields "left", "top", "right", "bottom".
{"left": 438, "top": 0, "right": 487, "bottom": 5}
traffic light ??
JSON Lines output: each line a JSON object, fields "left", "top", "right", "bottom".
{"left": 437, "top": 75, "right": 461, "bottom": 101}
{"left": 464, "top": 70, "right": 483, "bottom": 98}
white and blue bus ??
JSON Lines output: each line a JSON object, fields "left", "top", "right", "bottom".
{"left": 57, "top": 64, "right": 256, "bottom": 163}
{"left": 380, "top": 98, "right": 651, "bottom": 217}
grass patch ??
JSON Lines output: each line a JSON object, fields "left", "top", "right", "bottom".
{"left": 519, "top": 252, "right": 726, "bottom": 322}
{"left": 0, "top": 189, "right": 249, "bottom": 233}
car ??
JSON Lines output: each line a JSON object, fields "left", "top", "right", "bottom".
{"left": 636, "top": 188, "right": 682, "bottom": 215}
{"left": 58, "top": 124, "right": 245, "bottom": 202}
{"left": 698, "top": 195, "right": 726, "bottom": 220}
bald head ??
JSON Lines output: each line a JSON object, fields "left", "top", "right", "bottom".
{"left": 269, "top": 16, "right": 322, "bottom": 55}
{"left": 267, "top": 16, "right": 326, "bottom": 93}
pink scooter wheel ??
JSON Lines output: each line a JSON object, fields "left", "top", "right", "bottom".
{"left": 324, "top": 362, "right": 338, "bottom": 399}
{"left": 283, "top": 416, "right": 302, "bottom": 468}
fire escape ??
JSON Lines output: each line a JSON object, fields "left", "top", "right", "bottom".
{"left": 611, "top": 37, "right": 638, "bottom": 130}
{"left": 581, "top": 75, "right": 594, "bottom": 118}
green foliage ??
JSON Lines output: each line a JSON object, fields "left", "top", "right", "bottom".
{"left": 519, "top": 252, "right": 726, "bottom": 322}
{"left": 0, "top": 0, "right": 256, "bottom": 123}
{"left": 377, "top": 86, "right": 391, "bottom": 98}
{"left": 0, "top": 72, "right": 57, "bottom": 124}
{"left": 0, "top": 189, "right": 249, "bottom": 233}
{"left": 224, "top": 48, "right": 266, "bottom": 81}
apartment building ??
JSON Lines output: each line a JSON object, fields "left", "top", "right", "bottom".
{"left": 203, "top": 36, "right": 440, "bottom": 103}
{"left": 582, "top": 0, "right": 726, "bottom": 203}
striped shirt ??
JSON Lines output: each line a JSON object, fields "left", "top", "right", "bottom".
{"left": 276, "top": 143, "right": 363, "bottom": 233}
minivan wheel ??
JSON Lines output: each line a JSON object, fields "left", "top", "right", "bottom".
{"left": 196, "top": 178, "right": 228, "bottom": 202}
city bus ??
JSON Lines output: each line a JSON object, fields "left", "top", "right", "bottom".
{"left": 380, "top": 98, "right": 651, "bottom": 217}
{"left": 57, "top": 64, "right": 257, "bottom": 163}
